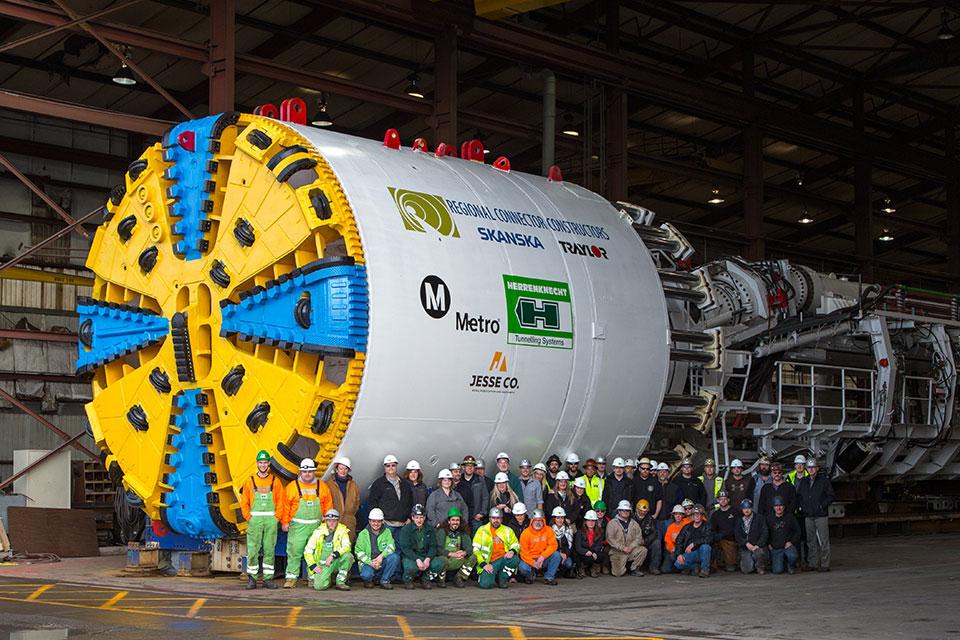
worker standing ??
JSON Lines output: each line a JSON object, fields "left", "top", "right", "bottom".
{"left": 303, "top": 509, "right": 353, "bottom": 591}
{"left": 472, "top": 507, "right": 521, "bottom": 589}
{"left": 240, "top": 450, "right": 283, "bottom": 589}
{"left": 281, "top": 458, "right": 333, "bottom": 588}
{"left": 368, "top": 454, "right": 413, "bottom": 542}
{"left": 582, "top": 459, "right": 604, "bottom": 506}
{"left": 517, "top": 459, "right": 544, "bottom": 514}
{"left": 324, "top": 456, "right": 360, "bottom": 542}
{"left": 426, "top": 468, "right": 469, "bottom": 529}
{"left": 796, "top": 458, "right": 834, "bottom": 572}
{"left": 698, "top": 459, "right": 722, "bottom": 511}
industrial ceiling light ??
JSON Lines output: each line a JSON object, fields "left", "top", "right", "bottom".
{"left": 796, "top": 172, "right": 804, "bottom": 187}
{"left": 112, "top": 61, "right": 136, "bottom": 86}
{"left": 707, "top": 188, "right": 725, "bottom": 205}
{"left": 797, "top": 216, "right": 814, "bottom": 224}
{"left": 311, "top": 93, "right": 332, "bottom": 127}
{"left": 938, "top": 9, "right": 955, "bottom": 40}
{"left": 561, "top": 113, "right": 579, "bottom": 137}
{"left": 878, "top": 229, "right": 895, "bottom": 242}
{"left": 881, "top": 197, "right": 896, "bottom": 214}
{"left": 404, "top": 72, "right": 424, "bottom": 99}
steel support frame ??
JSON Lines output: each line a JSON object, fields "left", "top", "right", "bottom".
{"left": 0, "top": 386, "right": 98, "bottom": 460}
{"left": 605, "top": 87, "right": 628, "bottom": 202}
{"left": 208, "top": 0, "right": 235, "bottom": 114}
{"left": 432, "top": 28, "right": 458, "bottom": 147}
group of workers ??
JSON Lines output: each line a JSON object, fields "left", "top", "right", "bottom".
{"left": 240, "top": 449, "right": 834, "bottom": 591}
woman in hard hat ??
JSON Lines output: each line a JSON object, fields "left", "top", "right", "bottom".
{"left": 550, "top": 506, "right": 576, "bottom": 578}
{"left": 324, "top": 456, "right": 360, "bottom": 543}
{"left": 303, "top": 509, "right": 353, "bottom": 591}
{"left": 426, "top": 468, "right": 469, "bottom": 529}
{"left": 404, "top": 460, "right": 429, "bottom": 512}
{"left": 508, "top": 502, "right": 529, "bottom": 538}
{"left": 435, "top": 507, "right": 476, "bottom": 587}
{"left": 240, "top": 450, "right": 283, "bottom": 589}
{"left": 573, "top": 509, "right": 607, "bottom": 578}
{"left": 490, "top": 472, "right": 520, "bottom": 522}
{"left": 567, "top": 476, "right": 592, "bottom": 528}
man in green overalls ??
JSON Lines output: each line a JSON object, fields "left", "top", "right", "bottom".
{"left": 281, "top": 458, "right": 333, "bottom": 588}
{"left": 436, "top": 507, "right": 477, "bottom": 587}
{"left": 241, "top": 450, "right": 283, "bottom": 589}
{"left": 303, "top": 509, "right": 354, "bottom": 591}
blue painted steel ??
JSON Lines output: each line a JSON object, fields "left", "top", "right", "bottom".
{"left": 76, "top": 298, "right": 169, "bottom": 373}
{"left": 162, "top": 115, "right": 220, "bottom": 260}
{"left": 162, "top": 389, "right": 222, "bottom": 538}
{"left": 220, "top": 260, "right": 369, "bottom": 355}
{"left": 145, "top": 521, "right": 209, "bottom": 551}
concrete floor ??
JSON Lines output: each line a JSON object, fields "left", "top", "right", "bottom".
{"left": 0, "top": 534, "right": 956, "bottom": 639}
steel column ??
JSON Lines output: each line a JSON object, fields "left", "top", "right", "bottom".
{"left": 948, "top": 122, "right": 960, "bottom": 289}
{"left": 432, "top": 28, "right": 458, "bottom": 146}
{"left": 742, "top": 49, "right": 763, "bottom": 261}
{"left": 208, "top": 0, "right": 235, "bottom": 114}
{"left": 854, "top": 88, "right": 875, "bottom": 282}
{"left": 605, "top": 88, "right": 627, "bottom": 202}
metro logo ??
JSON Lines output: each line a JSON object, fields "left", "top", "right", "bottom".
{"left": 388, "top": 187, "right": 460, "bottom": 237}
{"left": 502, "top": 275, "right": 574, "bottom": 350}
{"left": 515, "top": 298, "right": 561, "bottom": 330}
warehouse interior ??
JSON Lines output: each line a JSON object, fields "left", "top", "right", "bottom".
{"left": 0, "top": 1, "right": 959, "bottom": 639}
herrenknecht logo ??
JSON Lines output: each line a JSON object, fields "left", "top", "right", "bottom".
{"left": 388, "top": 187, "right": 460, "bottom": 238}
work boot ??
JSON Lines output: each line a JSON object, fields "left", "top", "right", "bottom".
{"left": 381, "top": 581, "right": 394, "bottom": 590}
{"left": 245, "top": 576, "right": 257, "bottom": 590}
{"left": 699, "top": 568, "right": 709, "bottom": 578}
{"left": 590, "top": 564, "right": 601, "bottom": 578}
{"left": 264, "top": 579, "right": 278, "bottom": 589}
{"left": 724, "top": 565, "right": 736, "bottom": 572}
{"left": 283, "top": 579, "right": 296, "bottom": 589}
{"left": 523, "top": 575, "right": 534, "bottom": 585}
{"left": 421, "top": 576, "right": 432, "bottom": 590}
{"left": 629, "top": 569, "right": 644, "bottom": 577}
{"left": 544, "top": 578, "right": 558, "bottom": 586}
{"left": 819, "top": 567, "right": 830, "bottom": 572}
{"left": 497, "top": 578, "right": 509, "bottom": 589}
{"left": 787, "top": 565, "right": 796, "bottom": 575}
{"left": 453, "top": 573, "right": 466, "bottom": 588}
{"left": 335, "top": 583, "right": 351, "bottom": 591}
{"left": 575, "top": 566, "right": 585, "bottom": 579}
{"left": 650, "top": 568, "right": 662, "bottom": 576}
{"left": 404, "top": 581, "right": 415, "bottom": 590}
{"left": 436, "top": 578, "right": 447, "bottom": 589}
{"left": 363, "top": 581, "right": 374, "bottom": 589}
{"left": 757, "top": 567, "right": 766, "bottom": 575}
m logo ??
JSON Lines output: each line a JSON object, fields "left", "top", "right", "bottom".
{"left": 420, "top": 275, "right": 450, "bottom": 319}
{"left": 388, "top": 187, "right": 460, "bottom": 237}
{"left": 515, "top": 298, "right": 561, "bottom": 330}
{"left": 503, "top": 275, "right": 574, "bottom": 349}
{"left": 489, "top": 351, "right": 507, "bottom": 372}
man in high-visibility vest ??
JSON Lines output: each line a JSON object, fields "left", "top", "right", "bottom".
{"left": 582, "top": 458, "right": 604, "bottom": 506}
{"left": 240, "top": 450, "right": 283, "bottom": 589}
{"left": 303, "top": 509, "right": 353, "bottom": 591}
{"left": 281, "top": 458, "right": 333, "bottom": 588}
{"left": 698, "top": 458, "right": 723, "bottom": 511}
{"left": 787, "top": 455, "right": 808, "bottom": 485}
{"left": 472, "top": 507, "right": 520, "bottom": 589}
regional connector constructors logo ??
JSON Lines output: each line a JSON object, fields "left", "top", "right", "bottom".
{"left": 388, "top": 187, "right": 460, "bottom": 237}
{"left": 503, "top": 275, "right": 574, "bottom": 349}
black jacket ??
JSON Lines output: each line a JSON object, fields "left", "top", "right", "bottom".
{"left": 758, "top": 480, "right": 797, "bottom": 516}
{"left": 766, "top": 512, "right": 801, "bottom": 549}
{"left": 632, "top": 474, "right": 663, "bottom": 514}
{"left": 671, "top": 475, "right": 707, "bottom": 506}
{"left": 602, "top": 474, "right": 633, "bottom": 510}
{"left": 723, "top": 474, "right": 756, "bottom": 509}
{"left": 710, "top": 507, "right": 737, "bottom": 541}
{"left": 544, "top": 491, "right": 569, "bottom": 520}
{"left": 573, "top": 525, "right": 605, "bottom": 557}
{"left": 658, "top": 482, "right": 681, "bottom": 520}
{"left": 635, "top": 512, "right": 659, "bottom": 548}
{"left": 797, "top": 473, "right": 834, "bottom": 518}
{"left": 674, "top": 521, "right": 713, "bottom": 552}
{"left": 565, "top": 492, "right": 592, "bottom": 527}
{"left": 456, "top": 474, "right": 489, "bottom": 521}
{"left": 368, "top": 475, "right": 413, "bottom": 523}
{"left": 734, "top": 514, "right": 769, "bottom": 548}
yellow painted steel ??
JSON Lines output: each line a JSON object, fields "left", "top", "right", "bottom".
{"left": 0, "top": 266, "right": 94, "bottom": 287}
{"left": 84, "top": 115, "right": 366, "bottom": 531}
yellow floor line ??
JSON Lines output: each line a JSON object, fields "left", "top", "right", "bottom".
{"left": 397, "top": 615, "right": 416, "bottom": 640}
{"left": 100, "top": 591, "right": 127, "bottom": 609}
{"left": 25, "top": 584, "right": 53, "bottom": 601}
{"left": 186, "top": 597, "right": 206, "bottom": 618}
{"left": 508, "top": 627, "right": 526, "bottom": 639}
{"left": 286, "top": 606, "right": 301, "bottom": 627}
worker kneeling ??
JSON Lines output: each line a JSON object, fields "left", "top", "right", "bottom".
{"left": 304, "top": 509, "right": 354, "bottom": 591}
{"left": 518, "top": 509, "right": 561, "bottom": 585}
{"left": 605, "top": 500, "right": 647, "bottom": 576}
{"left": 673, "top": 505, "right": 713, "bottom": 577}
{"left": 355, "top": 508, "right": 400, "bottom": 589}
{"left": 473, "top": 508, "right": 521, "bottom": 589}
{"left": 400, "top": 504, "right": 445, "bottom": 589}
{"left": 436, "top": 508, "right": 477, "bottom": 587}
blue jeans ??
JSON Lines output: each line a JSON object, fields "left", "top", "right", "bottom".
{"left": 358, "top": 552, "right": 400, "bottom": 585}
{"left": 518, "top": 551, "right": 562, "bottom": 580}
{"left": 674, "top": 545, "right": 711, "bottom": 572}
{"left": 770, "top": 546, "right": 798, "bottom": 574}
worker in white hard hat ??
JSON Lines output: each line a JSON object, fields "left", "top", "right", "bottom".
{"left": 752, "top": 456, "right": 774, "bottom": 508}
{"left": 368, "top": 454, "right": 413, "bottom": 543}
{"left": 281, "top": 458, "right": 333, "bottom": 588}
{"left": 796, "top": 458, "right": 834, "bottom": 572}
{"left": 573, "top": 509, "right": 607, "bottom": 578}
{"left": 241, "top": 450, "right": 283, "bottom": 589}
{"left": 508, "top": 502, "right": 529, "bottom": 537}
{"left": 595, "top": 456, "right": 608, "bottom": 479}
{"left": 631, "top": 457, "right": 662, "bottom": 522}
{"left": 303, "top": 509, "right": 353, "bottom": 591}
{"left": 723, "top": 458, "right": 755, "bottom": 510}
{"left": 602, "top": 457, "right": 633, "bottom": 511}
{"left": 605, "top": 499, "right": 647, "bottom": 576}
{"left": 448, "top": 462, "right": 462, "bottom": 485}
{"left": 476, "top": 457, "right": 493, "bottom": 493}
{"left": 662, "top": 504, "right": 690, "bottom": 573}
{"left": 673, "top": 505, "right": 713, "bottom": 578}
{"left": 623, "top": 458, "right": 636, "bottom": 479}
{"left": 426, "top": 468, "right": 468, "bottom": 529}
{"left": 532, "top": 462, "right": 550, "bottom": 497}
{"left": 399, "top": 504, "right": 444, "bottom": 589}
{"left": 787, "top": 454, "right": 808, "bottom": 485}
{"left": 567, "top": 475, "right": 592, "bottom": 527}
{"left": 495, "top": 451, "right": 524, "bottom": 496}
{"left": 324, "top": 456, "right": 360, "bottom": 542}
{"left": 355, "top": 507, "right": 399, "bottom": 589}
{"left": 672, "top": 459, "right": 707, "bottom": 512}
{"left": 710, "top": 491, "right": 738, "bottom": 572}
{"left": 564, "top": 453, "right": 582, "bottom": 479}
{"left": 404, "top": 460, "right": 428, "bottom": 514}
{"left": 517, "top": 458, "right": 544, "bottom": 515}
{"left": 519, "top": 508, "right": 561, "bottom": 585}
{"left": 550, "top": 506, "right": 576, "bottom": 577}
{"left": 490, "top": 471, "right": 520, "bottom": 522}
{"left": 544, "top": 471, "right": 570, "bottom": 518}
{"left": 472, "top": 507, "right": 520, "bottom": 588}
